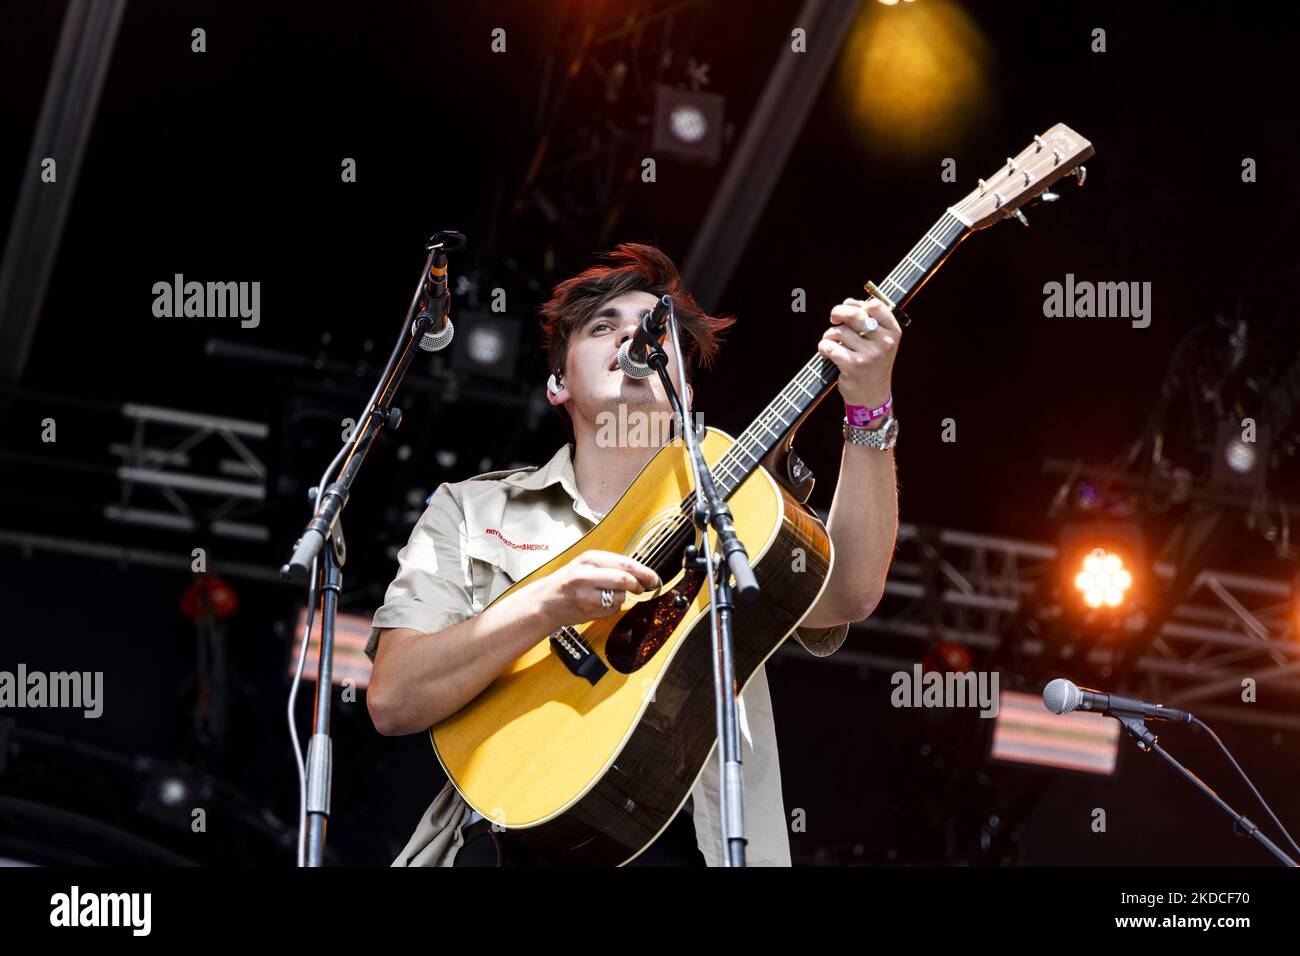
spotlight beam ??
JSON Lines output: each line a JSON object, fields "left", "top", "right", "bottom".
{"left": 681, "top": 0, "right": 861, "bottom": 310}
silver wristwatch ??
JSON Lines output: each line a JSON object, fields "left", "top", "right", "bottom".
{"left": 843, "top": 414, "right": 898, "bottom": 450}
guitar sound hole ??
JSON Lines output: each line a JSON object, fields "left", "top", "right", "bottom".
{"left": 604, "top": 568, "right": 706, "bottom": 674}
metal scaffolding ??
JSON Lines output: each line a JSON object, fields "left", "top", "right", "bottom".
{"left": 780, "top": 521, "right": 1300, "bottom": 734}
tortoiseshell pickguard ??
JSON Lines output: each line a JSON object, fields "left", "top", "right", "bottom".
{"left": 604, "top": 568, "right": 706, "bottom": 673}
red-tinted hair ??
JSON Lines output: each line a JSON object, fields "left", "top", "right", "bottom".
{"left": 539, "top": 242, "right": 735, "bottom": 381}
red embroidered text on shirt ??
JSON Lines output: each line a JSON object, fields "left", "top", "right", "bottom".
{"left": 485, "top": 528, "right": 550, "bottom": 551}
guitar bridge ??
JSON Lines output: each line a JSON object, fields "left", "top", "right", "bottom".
{"left": 549, "top": 626, "right": 607, "bottom": 685}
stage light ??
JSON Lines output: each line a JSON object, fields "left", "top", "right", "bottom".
{"left": 1223, "top": 438, "right": 1256, "bottom": 473}
{"left": 137, "top": 762, "right": 214, "bottom": 830}
{"left": 1211, "top": 420, "right": 1270, "bottom": 489}
{"left": 466, "top": 324, "right": 506, "bottom": 365}
{"left": 669, "top": 105, "right": 708, "bottom": 143}
{"left": 289, "top": 607, "right": 374, "bottom": 690}
{"left": 990, "top": 690, "right": 1119, "bottom": 775}
{"left": 652, "top": 87, "right": 725, "bottom": 165}
{"left": 1073, "top": 548, "right": 1133, "bottom": 608}
{"left": 836, "top": 0, "right": 990, "bottom": 154}
{"left": 448, "top": 311, "right": 523, "bottom": 382}
{"left": 1057, "top": 520, "right": 1145, "bottom": 620}
{"left": 157, "top": 776, "right": 188, "bottom": 807}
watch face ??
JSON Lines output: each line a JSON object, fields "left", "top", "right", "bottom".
{"left": 879, "top": 416, "right": 899, "bottom": 447}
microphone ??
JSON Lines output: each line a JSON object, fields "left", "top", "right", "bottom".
{"left": 617, "top": 295, "right": 672, "bottom": 379}
{"left": 414, "top": 252, "right": 454, "bottom": 352}
{"left": 1042, "top": 678, "right": 1192, "bottom": 723}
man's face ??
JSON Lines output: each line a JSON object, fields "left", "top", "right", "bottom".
{"left": 550, "top": 289, "right": 690, "bottom": 433}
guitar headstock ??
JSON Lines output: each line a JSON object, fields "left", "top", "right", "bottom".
{"left": 952, "top": 123, "right": 1095, "bottom": 230}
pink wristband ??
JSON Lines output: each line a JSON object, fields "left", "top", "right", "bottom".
{"left": 845, "top": 396, "right": 892, "bottom": 427}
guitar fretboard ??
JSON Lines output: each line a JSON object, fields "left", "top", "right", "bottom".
{"left": 710, "top": 209, "right": 968, "bottom": 498}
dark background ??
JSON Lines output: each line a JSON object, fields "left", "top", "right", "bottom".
{"left": 1, "top": 0, "right": 1297, "bottom": 865}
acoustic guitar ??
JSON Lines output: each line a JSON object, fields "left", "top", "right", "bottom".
{"left": 429, "top": 123, "right": 1095, "bottom": 865}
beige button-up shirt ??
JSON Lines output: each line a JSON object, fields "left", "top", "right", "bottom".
{"left": 366, "top": 442, "right": 847, "bottom": 867}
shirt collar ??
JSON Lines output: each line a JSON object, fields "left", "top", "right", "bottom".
{"left": 502, "top": 443, "right": 603, "bottom": 524}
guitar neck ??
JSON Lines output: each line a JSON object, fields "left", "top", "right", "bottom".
{"left": 711, "top": 208, "right": 970, "bottom": 498}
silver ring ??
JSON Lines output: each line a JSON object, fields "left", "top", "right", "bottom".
{"left": 857, "top": 315, "right": 879, "bottom": 336}
{"left": 599, "top": 588, "right": 614, "bottom": 608}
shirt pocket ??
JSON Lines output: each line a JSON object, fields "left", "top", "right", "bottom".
{"left": 466, "top": 551, "right": 493, "bottom": 615}
{"left": 459, "top": 485, "right": 586, "bottom": 605}
{"left": 463, "top": 535, "right": 535, "bottom": 607}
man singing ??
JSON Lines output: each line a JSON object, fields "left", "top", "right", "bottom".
{"left": 364, "top": 243, "right": 900, "bottom": 866}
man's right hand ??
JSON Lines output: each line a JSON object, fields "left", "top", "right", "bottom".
{"left": 371, "top": 551, "right": 662, "bottom": 734}
{"left": 532, "top": 550, "right": 661, "bottom": 631}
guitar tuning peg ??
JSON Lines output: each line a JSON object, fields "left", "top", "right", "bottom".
{"left": 1074, "top": 165, "right": 1087, "bottom": 186}
{"left": 1013, "top": 209, "right": 1029, "bottom": 227}
{"left": 1040, "top": 191, "right": 1059, "bottom": 203}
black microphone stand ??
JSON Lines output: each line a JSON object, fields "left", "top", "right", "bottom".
{"left": 280, "top": 231, "right": 464, "bottom": 867}
{"left": 1114, "top": 713, "right": 1296, "bottom": 866}
{"left": 642, "top": 296, "right": 760, "bottom": 867}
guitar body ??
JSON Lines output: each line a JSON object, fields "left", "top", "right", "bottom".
{"left": 428, "top": 427, "right": 834, "bottom": 865}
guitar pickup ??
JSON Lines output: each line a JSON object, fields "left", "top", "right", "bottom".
{"left": 549, "top": 628, "right": 607, "bottom": 685}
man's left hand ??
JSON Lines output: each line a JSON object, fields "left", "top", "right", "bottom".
{"left": 817, "top": 296, "right": 900, "bottom": 409}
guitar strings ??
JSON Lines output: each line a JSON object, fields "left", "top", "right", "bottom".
{"left": 626, "top": 357, "right": 838, "bottom": 575}
{"left": 626, "top": 217, "right": 956, "bottom": 573}
{"left": 626, "top": 205, "right": 949, "bottom": 569}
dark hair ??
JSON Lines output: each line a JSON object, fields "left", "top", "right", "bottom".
{"left": 539, "top": 242, "right": 735, "bottom": 383}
